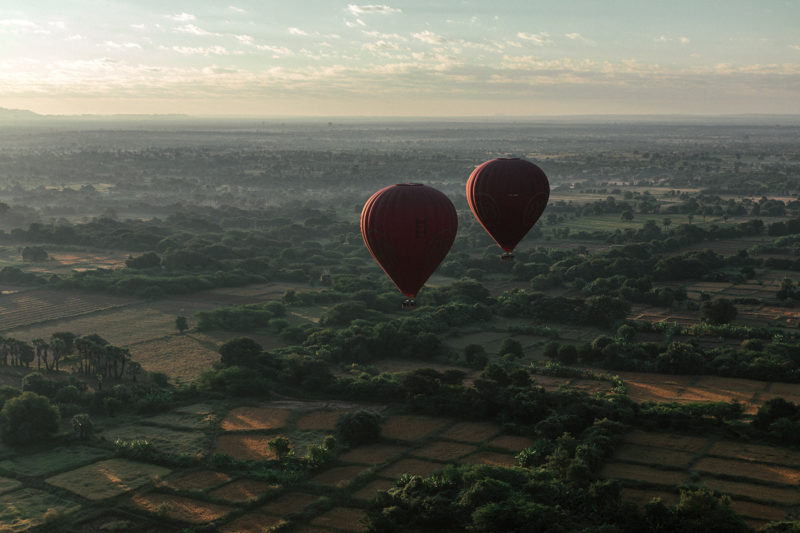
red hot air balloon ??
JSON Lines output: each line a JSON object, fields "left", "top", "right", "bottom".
{"left": 361, "top": 183, "right": 457, "bottom": 308}
{"left": 466, "top": 157, "right": 549, "bottom": 261}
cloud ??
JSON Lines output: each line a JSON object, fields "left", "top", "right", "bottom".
{"left": 413, "top": 30, "right": 446, "bottom": 45}
{"left": 170, "top": 45, "right": 239, "bottom": 56}
{"left": 517, "top": 32, "right": 551, "bottom": 45}
{"left": 347, "top": 5, "right": 401, "bottom": 15}
{"left": 131, "top": 24, "right": 147, "bottom": 31}
{"left": 565, "top": 32, "right": 596, "bottom": 46}
{"left": 229, "top": 6, "right": 246, "bottom": 13}
{"left": 0, "top": 19, "right": 50, "bottom": 34}
{"left": 679, "top": 36, "right": 691, "bottom": 44}
{"left": 288, "top": 27, "right": 308, "bottom": 36}
{"left": 174, "top": 24, "right": 220, "bottom": 37}
{"left": 167, "top": 13, "right": 195, "bottom": 22}
{"left": 792, "top": 44, "right": 800, "bottom": 51}
{"left": 103, "top": 41, "right": 142, "bottom": 50}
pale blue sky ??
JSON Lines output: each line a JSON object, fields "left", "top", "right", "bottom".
{"left": 1, "top": 1, "right": 798, "bottom": 116}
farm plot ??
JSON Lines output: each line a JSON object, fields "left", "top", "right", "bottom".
{"left": 46, "top": 459, "right": 170, "bottom": 500}
{"left": 621, "top": 430, "right": 710, "bottom": 453}
{"left": 163, "top": 470, "right": 231, "bottom": 492}
{"left": 213, "top": 434, "right": 278, "bottom": 461}
{"left": 600, "top": 462, "right": 688, "bottom": 486}
{"left": 294, "top": 409, "right": 350, "bottom": 431}
{"left": 353, "top": 479, "right": 395, "bottom": 500}
{"left": 6, "top": 305, "right": 175, "bottom": 346}
{"left": 611, "top": 443, "right": 696, "bottom": 469}
{"left": 220, "top": 406, "right": 292, "bottom": 431}
{"left": 706, "top": 441, "right": 800, "bottom": 468}
{"left": 378, "top": 458, "right": 444, "bottom": 478}
{"left": 0, "top": 446, "right": 110, "bottom": 477}
{"left": 439, "top": 421, "right": 501, "bottom": 443}
{"left": 488, "top": 435, "right": 536, "bottom": 452}
{"left": 260, "top": 491, "right": 320, "bottom": 515}
{"left": 700, "top": 477, "right": 800, "bottom": 506}
{"left": 129, "top": 335, "right": 221, "bottom": 382}
{"left": 310, "top": 507, "right": 367, "bottom": 532}
{"left": 310, "top": 465, "right": 370, "bottom": 488}
{"left": 218, "top": 512, "right": 285, "bottom": 533}
{"left": 729, "top": 500, "right": 787, "bottom": 523}
{"left": 102, "top": 424, "right": 208, "bottom": 458}
{"left": 0, "top": 476, "right": 21, "bottom": 495}
{"left": 339, "top": 444, "right": 406, "bottom": 465}
{"left": 209, "top": 479, "right": 277, "bottom": 503}
{"left": 380, "top": 415, "right": 449, "bottom": 442}
{"left": 0, "top": 289, "right": 133, "bottom": 333}
{"left": 130, "top": 492, "right": 233, "bottom": 524}
{"left": 412, "top": 441, "right": 478, "bottom": 462}
{"left": 144, "top": 409, "right": 217, "bottom": 431}
{"left": 693, "top": 457, "right": 800, "bottom": 485}
{"left": 0, "top": 488, "right": 81, "bottom": 532}
{"left": 461, "top": 451, "right": 516, "bottom": 467}
{"left": 621, "top": 487, "right": 679, "bottom": 508}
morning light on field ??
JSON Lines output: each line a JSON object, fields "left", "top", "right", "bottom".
{"left": 1, "top": 2, "right": 800, "bottom": 533}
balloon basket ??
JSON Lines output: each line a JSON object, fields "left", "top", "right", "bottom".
{"left": 401, "top": 299, "right": 417, "bottom": 310}
{"left": 500, "top": 252, "right": 515, "bottom": 262}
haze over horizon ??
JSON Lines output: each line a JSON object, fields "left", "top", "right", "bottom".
{"left": 2, "top": 1, "right": 799, "bottom": 118}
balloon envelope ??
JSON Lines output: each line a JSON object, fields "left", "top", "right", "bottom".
{"left": 466, "top": 158, "right": 549, "bottom": 254}
{"left": 361, "top": 183, "right": 457, "bottom": 299}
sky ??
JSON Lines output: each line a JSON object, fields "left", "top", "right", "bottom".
{"left": 1, "top": 1, "right": 799, "bottom": 117}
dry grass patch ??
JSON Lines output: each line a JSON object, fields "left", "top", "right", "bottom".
{"left": 379, "top": 458, "right": 444, "bottom": 478}
{"left": 439, "top": 421, "right": 501, "bottom": 443}
{"left": 0, "top": 476, "right": 22, "bottom": 495}
{"left": 130, "top": 492, "right": 233, "bottom": 524}
{"left": 295, "top": 409, "right": 349, "bottom": 430}
{"left": 693, "top": 457, "right": 800, "bottom": 485}
{"left": 707, "top": 441, "right": 800, "bottom": 468}
{"left": 218, "top": 512, "right": 285, "bottom": 533}
{"left": 488, "top": 435, "right": 536, "bottom": 452}
{"left": 220, "top": 406, "right": 292, "bottom": 431}
{"left": 130, "top": 335, "right": 221, "bottom": 383}
{"left": 764, "top": 382, "right": 800, "bottom": 397}
{"left": 381, "top": 415, "right": 449, "bottom": 442}
{"left": 103, "top": 424, "right": 208, "bottom": 458}
{"left": 0, "top": 488, "right": 81, "bottom": 532}
{"left": 164, "top": 470, "right": 231, "bottom": 491}
{"left": 261, "top": 492, "right": 319, "bottom": 515}
{"left": 729, "top": 499, "right": 787, "bottom": 522}
{"left": 600, "top": 462, "right": 687, "bottom": 486}
{"left": 621, "top": 430, "right": 711, "bottom": 453}
{"left": 310, "top": 507, "right": 367, "bottom": 531}
{"left": 0, "top": 446, "right": 110, "bottom": 477}
{"left": 624, "top": 381, "right": 686, "bottom": 403}
{"left": 214, "top": 434, "right": 276, "bottom": 461}
{"left": 0, "top": 289, "right": 132, "bottom": 332}
{"left": 339, "top": 444, "right": 406, "bottom": 465}
{"left": 353, "top": 479, "right": 395, "bottom": 500}
{"left": 310, "top": 465, "right": 369, "bottom": 488}
{"left": 209, "top": 479, "right": 277, "bottom": 503}
{"left": 412, "top": 441, "right": 478, "bottom": 462}
{"left": 9, "top": 306, "right": 172, "bottom": 346}
{"left": 612, "top": 443, "right": 695, "bottom": 469}
{"left": 461, "top": 452, "right": 516, "bottom": 468}
{"left": 46, "top": 459, "right": 170, "bottom": 500}
{"left": 700, "top": 477, "right": 800, "bottom": 506}
{"left": 145, "top": 410, "right": 217, "bottom": 430}
{"left": 621, "top": 487, "right": 679, "bottom": 508}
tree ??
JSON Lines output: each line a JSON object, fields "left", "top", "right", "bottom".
{"left": 0, "top": 391, "right": 60, "bottom": 444}
{"left": 464, "top": 343, "right": 488, "bottom": 368}
{"left": 621, "top": 210, "right": 634, "bottom": 222}
{"left": 700, "top": 298, "right": 738, "bottom": 324}
{"left": 219, "top": 337, "right": 263, "bottom": 368}
{"left": 21, "top": 246, "right": 48, "bottom": 262}
{"left": 335, "top": 410, "right": 382, "bottom": 446}
{"left": 267, "top": 435, "right": 294, "bottom": 461}
{"left": 175, "top": 316, "right": 189, "bottom": 334}
{"left": 71, "top": 413, "right": 94, "bottom": 440}
{"left": 497, "top": 338, "right": 524, "bottom": 358}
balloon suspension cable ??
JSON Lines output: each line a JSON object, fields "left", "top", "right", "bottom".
{"left": 500, "top": 251, "right": 515, "bottom": 262}
{"left": 401, "top": 298, "right": 417, "bottom": 310}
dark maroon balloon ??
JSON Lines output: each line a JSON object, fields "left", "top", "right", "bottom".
{"left": 361, "top": 183, "right": 457, "bottom": 301}
{"left": 466, "top": 158, "right": 549, "bottom": 258}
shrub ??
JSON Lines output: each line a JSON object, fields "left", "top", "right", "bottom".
{"left": 0, "top": 391, "right": 61, "bottom": 445}
{"left": 336, "top": 410, "right": 382, "bottom": 446}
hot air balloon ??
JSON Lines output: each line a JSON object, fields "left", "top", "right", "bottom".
{"left": 466, "top": 157, "right": 549, "bottom": 261}
{"left": 361, "top": 183, "right": 457, "bottom": 308}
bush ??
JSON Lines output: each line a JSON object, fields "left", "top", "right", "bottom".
{"left": 336, "top": 410, "right": 382, "bottom": 446}
{"left": 0, "top": 391, "right": 61, "bottom": 445}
